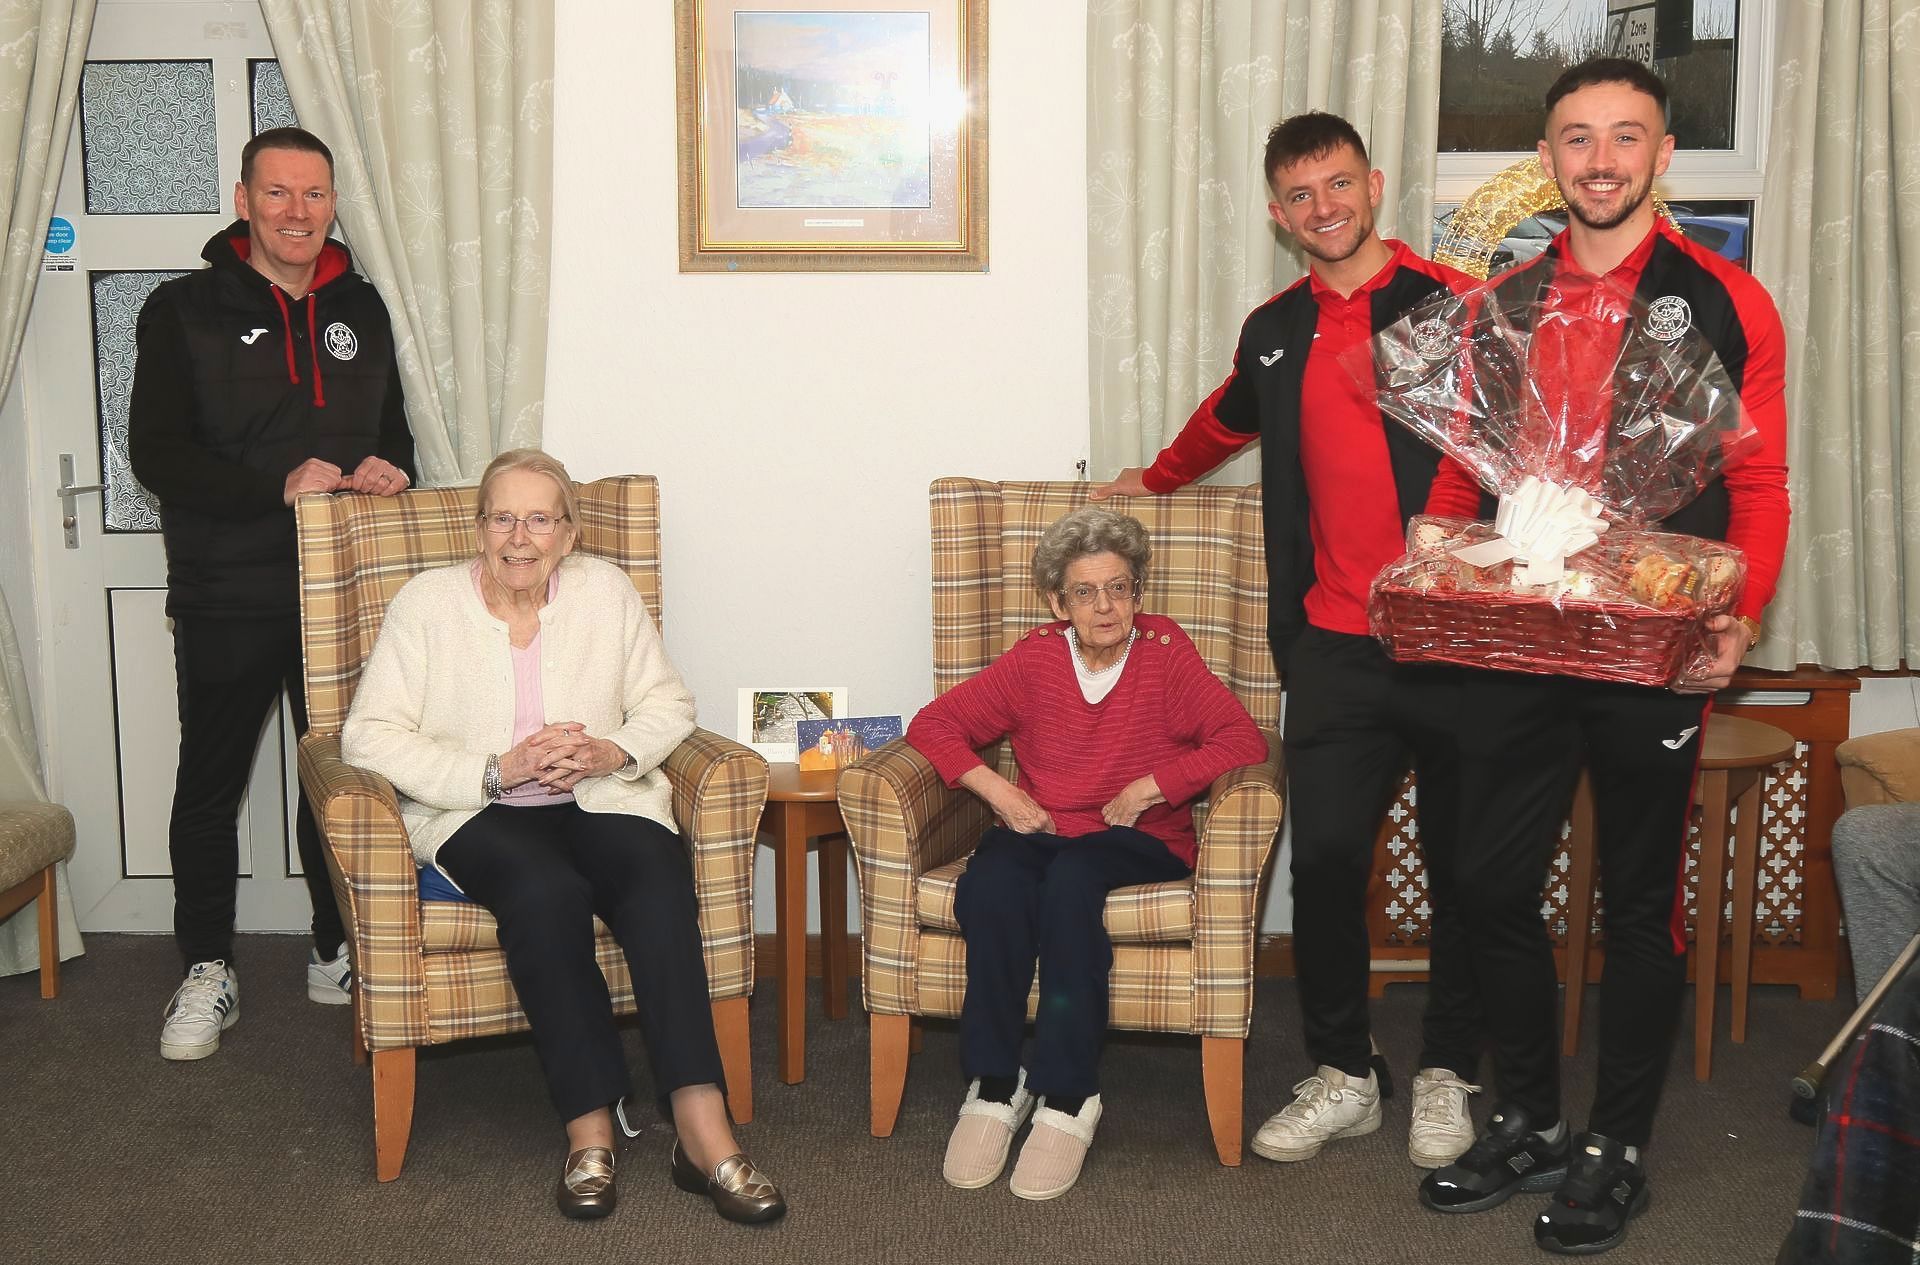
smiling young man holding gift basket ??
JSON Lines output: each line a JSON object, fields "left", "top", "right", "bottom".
{"left": 1361, "top": 59, "right": 1789, "bottom": 1256}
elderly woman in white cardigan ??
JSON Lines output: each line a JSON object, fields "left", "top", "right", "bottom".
{"left": 341, "top": 449, "right": 784, "bottom": 1225}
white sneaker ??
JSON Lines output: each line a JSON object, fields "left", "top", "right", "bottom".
{"left": 160, "top": 961, "right": 239, "bottom": 1061}
{"left": 1409, "top": 1067, "right": 1480, "bottom": 1168}
{"left": 308, "top": 941, "right": 352, "bottom": 1004}
{"left": 1251, "top": 1066, "right": 1382, "bottom": 1162}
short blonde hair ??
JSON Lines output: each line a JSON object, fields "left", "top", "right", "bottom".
{"left": 475, "top": 448, "right": 580, "bottom": 531}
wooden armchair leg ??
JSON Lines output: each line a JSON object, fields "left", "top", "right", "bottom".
{"left": 37, "top": 864, "right": 59, "bottom": 1000}
{"left": 350, "top": 986, "right": 369, "bottom": 1066}
{"left": 1202, "top": 1036, "right": 1244, "bottom": 1166}
{"left": 372, "top": 1047, "right": 417, "bottom": 1182}
{"left": 870, "top": 1012, "right": 912, "bottom": 1137}
{"left": 712, "top": 996, "right": 754, "bottom": 1124}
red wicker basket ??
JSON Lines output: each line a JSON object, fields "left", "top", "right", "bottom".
{"left": 1370, "top": 583, "right": 1722, "bottom": 686}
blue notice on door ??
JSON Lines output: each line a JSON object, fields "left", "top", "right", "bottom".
{"left": 44, "top": 215, "right": 76, "bottom": 272}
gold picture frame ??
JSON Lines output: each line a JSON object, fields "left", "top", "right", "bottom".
{"left": 676, "top": 0, "right": 988, "bottom": 272}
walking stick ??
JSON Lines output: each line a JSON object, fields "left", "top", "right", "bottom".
{"left": 1792, "top": 933, "right": 1920, "bottom": 1111}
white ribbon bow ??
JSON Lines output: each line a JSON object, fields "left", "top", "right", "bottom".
{"left": 1450, "top": 475, "right": 1609, "bottom": 586}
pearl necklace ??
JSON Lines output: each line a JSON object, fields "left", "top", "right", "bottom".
{"left": 1068, "top": 627, "right": 1137, "bottom": 677}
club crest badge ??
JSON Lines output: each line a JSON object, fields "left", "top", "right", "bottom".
{"left": 1412, "top": 316, "right": 1453, "bottom": 361}
{"left": 1645, "top": 295, "right": 1692, "bottom": 342}
{"left": 324, "top": 321, "right": 359, "bottom": 360}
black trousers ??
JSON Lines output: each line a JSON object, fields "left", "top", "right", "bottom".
{"left": 1281, "top": 626, "right": 1482, "bottom": 1079}
{"left": 435, "top": 803, "right": 725, "bottom": 1124}
{"left": 953, "top": 825, "right": 1190, "bottom": 1099}
{"left": 169, "top": 614, "right": 340, "bottom": 966}
{"left": 1451, "top": 671, "right": 1709, "bottom": 1147}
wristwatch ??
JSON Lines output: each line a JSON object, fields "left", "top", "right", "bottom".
{"left": 1735, "top": 615, "right": 1762, "bottom": 653}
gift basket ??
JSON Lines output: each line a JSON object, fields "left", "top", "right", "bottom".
{"left": 1355, "top": 273, "right": 1761, "bottom": 686}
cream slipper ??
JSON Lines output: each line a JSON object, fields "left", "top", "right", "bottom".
{"left": 943, "top": 1070, "right": 1036, "bottom": 1189}
{"left": 1009, "top": 1094, "right": 1103, "bottom": 1201}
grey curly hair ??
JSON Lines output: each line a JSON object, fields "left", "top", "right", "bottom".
{"left": 1030, "top": 505, "right": 1151, "bottom": 600}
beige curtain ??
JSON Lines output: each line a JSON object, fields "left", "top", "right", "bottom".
{"left": 259, "top": 0, "right": 554, "bottom": 485}
{"left": 1750, "top": 0, "right": 1920, "bottom": 669}
{"left": 1087, "top": 0, "right": 1443, "bottom": 479}
{"left": 0, "top": 0, "right": 93, "bottom": 977}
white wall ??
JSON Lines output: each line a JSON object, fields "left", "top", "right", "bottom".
{"left": 545, "top": 8, "right": 1090, "bottom": 930}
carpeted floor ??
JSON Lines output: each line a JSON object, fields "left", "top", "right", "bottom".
{"left": 3, "top": 934, "right": 1843, "bottom": 1264}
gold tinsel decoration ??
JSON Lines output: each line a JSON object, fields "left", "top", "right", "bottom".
{"left": 1433, "top": 156, "right": 1680, "bottom": 281}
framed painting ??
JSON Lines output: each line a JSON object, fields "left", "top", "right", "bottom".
{"left": 676, "top": 0, "right": 988, "bottom": 272}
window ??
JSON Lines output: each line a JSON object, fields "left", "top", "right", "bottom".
{"left": 1435, "top": 1, "right": 1772, "bottom": 210}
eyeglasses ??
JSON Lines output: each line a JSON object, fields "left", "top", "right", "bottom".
{"left": 479, "top": 510, "right": 569, "bottom": 536}
{"left": 1061, "top": 578, "right": 1139, "bottom": 607}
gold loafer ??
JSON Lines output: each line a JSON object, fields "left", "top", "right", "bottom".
{"left": 556, "top": 1146, "right": 617, "bottom": 1220}
{"left": 670, "top": 1140, "right": 787, "bottom": 1224}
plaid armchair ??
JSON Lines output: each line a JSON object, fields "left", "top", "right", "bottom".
{"left": 294, "top": 476, "right": 765, "bottom": 1182}
{"left": 838, "top": 478, "right": 1284, "bottom": 1165}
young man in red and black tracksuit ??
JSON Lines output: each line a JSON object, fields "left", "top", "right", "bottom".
{"left": 130, "top": 128, "right": 415, "bottom": 1063}
{"left": 1413, "top": 61, "right": 1789, "bottom": 1256}
{"left": 1095, "top": 112, "right": 1486, "bottom": 1172}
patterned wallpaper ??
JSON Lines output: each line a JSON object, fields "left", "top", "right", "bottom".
{"left": 250, "top": 59, "right": 298, "bottom": 133}
{"left": 81, "top": 61, "right": 220, "bottom": 215}
{"left": 92, "top": 271, "right": 188, "bottom": 532}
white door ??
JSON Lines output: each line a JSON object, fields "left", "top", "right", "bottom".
{"left": 18, "top": 1, "right": 313, "bottom": 934}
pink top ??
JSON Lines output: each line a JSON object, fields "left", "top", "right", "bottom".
{"left": 472, "top": 561, "right": 573, "bottom": 807}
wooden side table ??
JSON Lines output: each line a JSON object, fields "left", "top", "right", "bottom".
{"left": 760, "top": 763, "right": 853, "bottom": 1084}
{"left": 1692, "top": 713, "right": 1797, "bottom": 1079}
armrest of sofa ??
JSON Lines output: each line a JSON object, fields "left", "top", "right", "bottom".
{"left": 1191, "top": 729, "right": 1285, "bottom": 1037}
{"left": 662, "top": 727, "right": 768, "bottom": 1002}
{"left": 296, "top": 732, "right": 428, "bottom": 1049}
{"left": 1837, "top": 729, "right": 1920, "bottom": 808}
{"left": 838, "top": 737, "right": 992, "bottom": 1015}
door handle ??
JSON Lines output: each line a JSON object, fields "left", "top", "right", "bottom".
{"left": 57, "top": 452, "right": 107, "bottom": 550}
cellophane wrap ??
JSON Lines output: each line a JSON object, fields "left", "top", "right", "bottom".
{"left": 1355, "top": 274, "right": 1759, "bottom": 684}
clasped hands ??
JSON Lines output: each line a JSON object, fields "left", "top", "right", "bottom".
{"left": 283, "top": 455, "right": 410, "bottom": 505}
{"left": 969, "top": 767, "right": 1163, "bottom": 834}
{"left": 499, "top": 723, "right": 628, "bottom": 795}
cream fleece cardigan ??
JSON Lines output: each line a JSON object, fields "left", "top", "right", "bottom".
{"left": 340, "top": 554, "right": 696, "bottom": 870}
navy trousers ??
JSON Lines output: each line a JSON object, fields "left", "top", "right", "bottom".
{"left": 436, "top": 803, "right": 726, "bottom": 1123}
{"left": 952, "top": 824, "right": 1190, "bottom": 1100}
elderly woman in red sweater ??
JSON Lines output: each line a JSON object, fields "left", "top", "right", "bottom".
{"left": 906, "top": 505, "right": 1268, "bottom": 1201}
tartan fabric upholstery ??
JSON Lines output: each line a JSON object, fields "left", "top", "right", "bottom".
{"left": 841, "top": 480, "right": 1284, "bottom": 1050}
{"left": 293, "top": 477, "right": 761, "bottom": 1058}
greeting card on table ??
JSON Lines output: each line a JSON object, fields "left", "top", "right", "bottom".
{"left": 795, "top": 715, "right": 903, "bottom": 771}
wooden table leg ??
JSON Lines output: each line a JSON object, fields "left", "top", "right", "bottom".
{"left": 820, "top": 832, "right": 850, "bottom": 1020}
{"left": 1694, "top": 771, "right": 1730, "bottom": 1081}
{"left": 776, "top": 803, "right": 810, "bottom": 1084}
{"left": 1729, "top": 770, "right": 1764, "bottom": 1044}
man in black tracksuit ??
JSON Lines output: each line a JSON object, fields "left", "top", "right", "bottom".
{"left": 1096, "top": 113, "right": 1485, "bottom": 1172}
{"left": 130, "top": 127, "right": 415, "bottom": 1062}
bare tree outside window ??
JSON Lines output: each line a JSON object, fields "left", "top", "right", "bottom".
{"left": 1440, "top": 0, "right": 1738, "bottom": 152}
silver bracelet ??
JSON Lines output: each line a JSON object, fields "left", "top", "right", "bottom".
{"left": 483, "top": 753, "right": 502, "bottom": 802}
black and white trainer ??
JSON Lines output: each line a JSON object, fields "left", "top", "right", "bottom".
{"left": 1534, "top": 1132, "right": 1650, "bottom": 1255}
{"left": 1419, "top": 1103, "right": 1570, "bottom": 1214}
